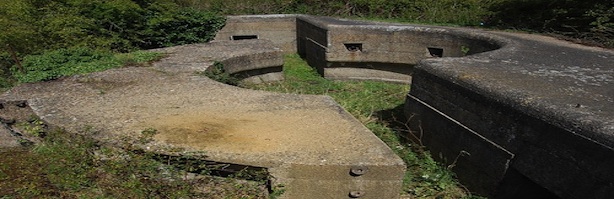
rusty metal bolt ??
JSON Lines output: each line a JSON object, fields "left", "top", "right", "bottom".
{"left": 350, "top": 166, "right": 368, "bottom": 176}
{"left": 349, "top": 190, "right": 365, "bottom": 198}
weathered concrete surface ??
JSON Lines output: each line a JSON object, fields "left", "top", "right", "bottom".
{"left": 297, "top": 16, "right": 502, "bottom": 83}
{"left": 214, "top": 14, "right": 298, "bottom": 53}
{"left": 0, "top": 39, "right": 405, "bottom": 198}
{"left": 405, "top": 31, "right": 613, "bottom": 198}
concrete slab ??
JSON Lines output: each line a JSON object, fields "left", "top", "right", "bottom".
{"left": 0, "top": 40, "right": 405, "bottom": 198}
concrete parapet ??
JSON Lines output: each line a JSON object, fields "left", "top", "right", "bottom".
{"left": 295, "top": 15, "right": 502, "bottom": 83}
{"left": 149, "top": 39, "right": 284, "bottom": 84}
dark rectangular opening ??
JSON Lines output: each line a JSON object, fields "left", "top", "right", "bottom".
{"left": 231, "top": 35, "right": 258, "bottom": 40}
{"left": 344, "top": 43, "right": 363, "bottom": 52}
{"left": 428, "top": 47, "right": 444, "bottom": 57}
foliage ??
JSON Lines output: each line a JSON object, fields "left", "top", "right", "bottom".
{"left": 0, "top": 0, "right": 225, "bottom": 92}
{"left": 143, "top": 8, "right": 226, "bottom": 48}
{"left": 243, "top": 54, "right": 473, "bottom": 198}
{"left": 177, "top": 0, "right": 496, "bottom": 26}
{"left": 488, "top": 0, "right": 613, "bottom": 48}
{"left": 10, "top": 47, "right": 162, "bottom": 83}
{"left": 179, "top": 0, "right": 610, "bottom": 47}
{"left": 0, "top": 0, "right": 225, "bottom": 54}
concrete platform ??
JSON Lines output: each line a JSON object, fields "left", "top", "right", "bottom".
{"left": 0, "top": 39, "right": 405, "bottom": 199}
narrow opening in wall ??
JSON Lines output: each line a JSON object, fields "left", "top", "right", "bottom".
{"left": 231, "top": 35, "right": 259, "bottom": 40}
{"left": 344, "top": 43, "right": 363, "bottom": 52}
{"left": 428, "top": 47, "right": 444, "bottom": 57}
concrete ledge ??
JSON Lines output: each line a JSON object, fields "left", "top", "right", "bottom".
{"left": 149, "top": 39, "right": 284, "bottom": 84}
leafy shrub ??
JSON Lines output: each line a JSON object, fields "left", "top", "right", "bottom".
{"left": 11, "top": 48, "right": 116, "bottom": 83}
{"left": 11, "top": 48, "right": 162, "bottom": 83}
{"left": 142, "top": 8, "right": 226, "bottom": 49}
{"left": 489, "top": 0, "right": 613, "bottom": 48}
{"left": 0, "top": 0, "right": 225, "bottom": 86}
{"left": 0, "top": 0, "right": 226, "bottom": 56}
{"left": 178, "top": 0, "right": 497, "bottom": 26}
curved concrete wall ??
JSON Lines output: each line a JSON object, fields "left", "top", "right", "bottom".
{"left": 215, "top": 14, "right": 614, "bottom": 199}
{"left": 215, "top": 14, "right": 504, "bottom": 83}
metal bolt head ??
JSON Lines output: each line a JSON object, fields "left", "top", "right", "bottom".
{"left": 350, "top": 166, "right": 368, "bottom": 176}
{"left": 16, "top": 101, "right": 27, "bottom": 108}
{"left": 349, "top": 190, "right": 365, "bottom": 198}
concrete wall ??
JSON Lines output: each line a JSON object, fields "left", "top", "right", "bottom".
{"left": 218, "top": 15, "right": 501, "bottom": 84}
{"left": 214, "top": 15, "right": 297, "bottom": 53}
{"left": 296, "top": 16, "right": 328, "bottom": 75}
{"left": 296, "top": 16, "right": 502, "bottom": 83}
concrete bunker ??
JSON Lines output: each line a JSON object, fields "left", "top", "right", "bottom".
{"left": 214, "top": 14, "right": 614, "bottom": 199}
{"left": 213, "top": 14, "right": 511, "bottom": 198}
{"left": 3, "top": 14, "right": 611, "bottom": 199}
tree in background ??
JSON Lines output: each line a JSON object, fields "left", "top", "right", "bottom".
{"left": 0, "top": 0, "right": 225, "bottom": 88}
{"left": 489, "top": 0, "right": 613, "bottom": 47}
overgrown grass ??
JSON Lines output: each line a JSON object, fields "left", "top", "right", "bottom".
{"left": 243, "top": 54, "right": 483, "bottom": 198}
{"left": 0, "top": 127, "right": 269, "bottom": 198}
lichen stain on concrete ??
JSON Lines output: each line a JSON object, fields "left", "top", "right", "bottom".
{"left": 158, "top": 122, "right": 229, "bottom": 144}
{"left": 144, "top": 113, "right": 279, "bottom": 152}
{"left": 137, "top": 108, "right": 354, "bottom": 155}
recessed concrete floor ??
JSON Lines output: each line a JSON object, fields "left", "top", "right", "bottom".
{"left": 0, "top": 40, "right": 405, "bottom": 199}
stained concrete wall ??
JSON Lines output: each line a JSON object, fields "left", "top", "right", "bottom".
{"left": 220, "top": 15, "right": 501, "bottom": 84}
{"left": 214, "top": 15, "right": 297, "bottom": 53}
{"left": 296, "top": 16, "right": 328, "bottom": 75}
{"left": 296, "top": 16, "right": 501, "bottom": 83}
